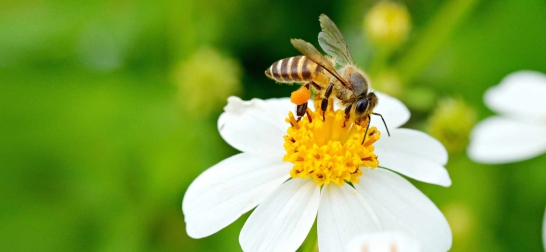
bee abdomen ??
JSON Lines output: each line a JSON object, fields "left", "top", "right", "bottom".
{"left": 265, "top": 56, "right": 315, "bottom": 83}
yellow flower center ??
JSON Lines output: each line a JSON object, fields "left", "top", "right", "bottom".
{"left": 283, "top": 100, "right": 380, "bottom": 187}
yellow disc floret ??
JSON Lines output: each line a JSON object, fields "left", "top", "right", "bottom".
{"left": 283, "top": 101, "right": 380, "bottom": 187}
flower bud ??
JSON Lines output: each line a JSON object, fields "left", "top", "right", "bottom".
{"left": 172, "top": 47, "right": 242, "bottom": 117}
{"left": 428, "top": 97, "right": 477, "bottom": 154}
{"left": 364, "top": 1, "right": 411, "bottom": 48}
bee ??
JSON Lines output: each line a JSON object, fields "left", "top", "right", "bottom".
{"left": 265, "top": 14, "right": 390, "bottom": 141}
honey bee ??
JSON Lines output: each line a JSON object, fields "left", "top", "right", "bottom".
{"left": 265, "top": 14, "right": 390, "bottom": 140}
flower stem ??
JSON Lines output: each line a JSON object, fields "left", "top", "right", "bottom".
{"left": 394, "top": 0, "right": 480, "bottom": 84}
{"left": 300, "top": 221, "right": 318, "bottom": 252}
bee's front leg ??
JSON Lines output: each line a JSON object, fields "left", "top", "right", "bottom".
{"left": 343, "top": 104, "right": 352, "bottom": 127}
{"left": 362, "top": 115, "right": 371, "bottom": 145}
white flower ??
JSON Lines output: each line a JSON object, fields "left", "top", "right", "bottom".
{"left": 346, "top": 231, "right": 421, "bottom": 252}
{"left": 468, "top": 71, "right": 546, "bottom": 163}
{"left": 182, "top": 93, "right": 452, "bottom": 252}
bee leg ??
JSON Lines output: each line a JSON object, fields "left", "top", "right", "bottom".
{"left": 361, "top": 115, "right": 371, "bottom": 145}
{"left": 321, "top": 99, "right": 328, "bottom": 121}
{"left": 321, "top": 84, "right": 334, "bottom": 121}
{"left": 309, "top": 81, "right": 321, "bottom": 91}
{"left": 343, "top": 104, "right": 352, "bottom": 127}
{"left": 296, "top": 102, "right": 308, "bottom": 121}
{"left": 306, "top": 109, "right": 313, "bottom": 123}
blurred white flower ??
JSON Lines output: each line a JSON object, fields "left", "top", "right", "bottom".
{"left": 347, "top": 231, "right": 421, "bottom": 252}
{"left": 183, "top": 94, "right": 452, "bottom": 252}
{"left": 468, "top": 71, "right": 546, "bottom": 163}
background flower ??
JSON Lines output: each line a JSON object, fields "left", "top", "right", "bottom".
{"left": 346, "top": 231, "right": 421, "bottom": 252}
{"left": 468, "top": 71, "right": 546, "bottom": 164}
{"left": 467, "top": 71, "right": 546, "bottom": 251}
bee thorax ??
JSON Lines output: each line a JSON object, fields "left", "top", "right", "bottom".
{"left": 349, "top": 71, "right": 369, "bottom": 96}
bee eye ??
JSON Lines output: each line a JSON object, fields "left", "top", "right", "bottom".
{"left": 355, "top": 98, "right": 368, "bottom": 114}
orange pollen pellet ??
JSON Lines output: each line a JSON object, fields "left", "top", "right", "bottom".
{"left": 290, "top": 86, "right": 311, "bottom": 105}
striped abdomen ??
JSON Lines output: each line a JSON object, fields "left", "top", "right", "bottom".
{"left": 265, "top": 56, "right": 323, "bottom": 83}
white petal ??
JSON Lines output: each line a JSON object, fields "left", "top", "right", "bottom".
{"left": 318, "top": 184, "right": 382, "bottom": 252}
{"left": 468, "top": 116, "right": 546, "bottom": 164}
{"left": 218, "top": 96, "right": 293, "bottom": 154}
{"left": 354, "top": 169, "right": 452, "bottom": 252}
{"left": 485, "top": 71, "right": 546, "bottom": 120}
{"left": 370, "top": 92, "right": 411, "bottom": 132}
{"left": 375, "top": 128, "right": 451, "bottom": 187}
{"left": 239, "top": 179, "right": 320, "bottom": 252}
{"left": 182, "top": 153, "right": 291, "bottom": 238}
{"left": 346, "top": 231, "right": 422, "bottom": 252}
{"left": 377, "top": 128, "right": 448, "bottom": 165}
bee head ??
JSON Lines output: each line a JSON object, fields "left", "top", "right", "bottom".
{"left": 355, "top": 97, "right": 369, "bottom": 115}
{"left": 355, "top": 92, "right": 378, "bottom": 116}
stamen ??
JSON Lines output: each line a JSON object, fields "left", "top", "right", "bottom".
{"left": 283, "top": 106, "right": 381, "bottom": 186}
{"left": 363, "top": 128, "right": 380, "bottom": 147}
{"left": 287, "top": 111, "right": 300, "bottom": 130}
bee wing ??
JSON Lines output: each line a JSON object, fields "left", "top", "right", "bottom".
{"left": 318, "top": 14, "right": 355, "bottom": 66}
{"left": 290, "top": 38, "right": 349, "bottom": 87}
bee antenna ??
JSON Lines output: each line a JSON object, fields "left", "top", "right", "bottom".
{"left": 372, "top": 113, "right": 390, "bottom": 137}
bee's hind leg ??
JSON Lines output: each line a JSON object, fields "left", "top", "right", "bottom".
{"left": 296, "top": 102, "right": 307, "bottom": 121}
{"left": 308, "top": 81, "right": 321, "bottom": 92}
{"left": 294, "top": 82, "right": 315, "bottom": 122}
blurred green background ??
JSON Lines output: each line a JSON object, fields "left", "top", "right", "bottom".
{"left": 1, "top": 0, "right": 546, "bottom": 251}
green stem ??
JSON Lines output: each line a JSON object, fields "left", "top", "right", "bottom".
{"left": 300, "top": 221, "right": 318, "bottom": 252}
{"left": 394, "top": 0, "right": 480, "bottom": 84}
